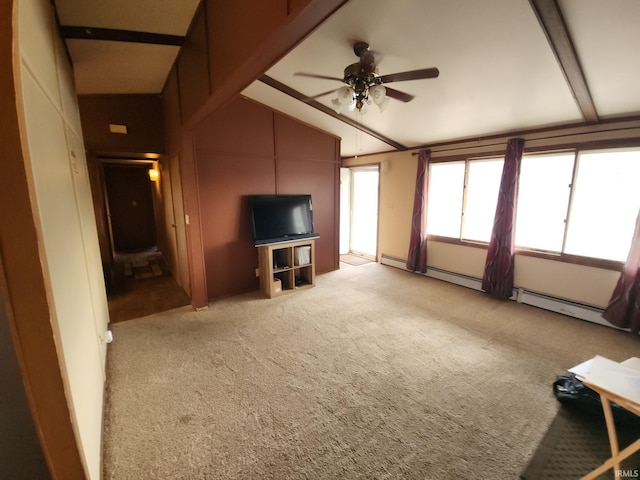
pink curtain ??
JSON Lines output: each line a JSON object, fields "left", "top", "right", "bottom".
{"left": 481, "top": 138, "right": 525, "bottom": 299}
{"left": 602, "top": 209, "right": 640, "bottom": 334}
{"left": 406, "top": 149, "right": 430, "bottom": 273}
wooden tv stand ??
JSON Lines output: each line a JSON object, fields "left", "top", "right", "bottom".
{"left": 257, "top": 238, "right": 316, "bottom": 298}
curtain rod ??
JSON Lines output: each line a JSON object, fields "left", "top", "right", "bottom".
{"left": 407, "top": 117, "right": 640, "bottom": 156}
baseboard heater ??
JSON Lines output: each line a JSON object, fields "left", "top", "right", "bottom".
{"left": 380, "top": 254, "right": 615, "bottom": 329}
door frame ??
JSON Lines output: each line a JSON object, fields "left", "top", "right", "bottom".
{"left": 345, "top": 164, "right": 380, "bottom": 261}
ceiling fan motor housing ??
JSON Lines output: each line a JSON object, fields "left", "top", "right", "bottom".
{"left": 353, "top": 41, "right": 370, "bottom": 57}
{"left": 343, "top": 62, "right": 382, "bottom": 106}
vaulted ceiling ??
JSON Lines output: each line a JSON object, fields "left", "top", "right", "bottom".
{"left": 54, "top": 0, "right": 640, "bottom": 158}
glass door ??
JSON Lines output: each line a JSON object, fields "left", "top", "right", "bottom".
{"left": 349, "top": 166, "right": 379, "bottom": 259}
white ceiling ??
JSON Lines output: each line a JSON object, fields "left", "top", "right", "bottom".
{"left": 54, "top": 0, "right": 199, "bottom": 95}
{"left": 54, "top": 0, "right": 640, "bottom": 157}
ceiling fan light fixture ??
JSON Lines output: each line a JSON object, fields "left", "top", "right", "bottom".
{"left": 369, "top": 84, "right": 390, "bottom": 112}
{"left": 332, "top": 86, "right": 355, "bottom": 113}
{"left": 336, "top": 86, "right": 354, "bottom": 104}
{"left": 331, "top": 98, "right": 342, "bottom": 113}
{"left": 377, "top": 96, "right": 390, "bottom": 113}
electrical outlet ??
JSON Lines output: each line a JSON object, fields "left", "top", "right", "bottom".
{"left": 255, "top": 268, "right": 260, "bottom": 277}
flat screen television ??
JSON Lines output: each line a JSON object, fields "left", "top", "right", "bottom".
{"left": 249, "top": 194, "right": 318, "bottom": 246}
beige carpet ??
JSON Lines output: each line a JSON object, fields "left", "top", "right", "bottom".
{"left": 522, "top": 405, "right": 640, "bottom": 479}
{"left": 103, "top": 263, "right": 639, "bottom": 479}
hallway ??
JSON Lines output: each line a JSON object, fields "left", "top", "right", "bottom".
{"left": 107, "top": 249, "right": 191, "bottom": 323}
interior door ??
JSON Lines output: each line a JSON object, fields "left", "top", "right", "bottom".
{"left": 161, "top": 158, "right": 180, "bottom": 277}
{"left": 168, "top": 154, "right": 190, "bottom": 294}
{"left": 349, "top": 166, "right": 379, "bottom": 258}
{"left": 103, "top": 164, "right": 157, "bottom": 252}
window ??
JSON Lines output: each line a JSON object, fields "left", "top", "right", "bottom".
{"left": 425, "top": 146, "right": 640, "bottom": 266}
{"left": 427, "top": 162, "right": 464, "bottom": 237}
{"left": 426, "top": 158, "right": 502, "bottom": 241}
{"left": 515, "top": 153, "right": 574, "bottom": 252}
{"left": 462, "top": 159, "right": 503, "bottom": 242}
{"left": 564, "top": 149, "right": 640, "bottom": 262}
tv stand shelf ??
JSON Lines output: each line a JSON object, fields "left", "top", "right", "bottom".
{"left": 257, "top": 238, "right": 316, "bottom": 298}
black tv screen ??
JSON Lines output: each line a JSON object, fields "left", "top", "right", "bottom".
{"left": 249, "top": 194, "right": 318, "bottom": 245}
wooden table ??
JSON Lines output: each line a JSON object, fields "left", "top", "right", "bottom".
{"left": 580, "top": 381, "right": 640, "bottom": 480}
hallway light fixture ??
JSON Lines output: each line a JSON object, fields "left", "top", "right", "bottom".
{"left": 148, "top": 168, "right": 159, "bottom": 182}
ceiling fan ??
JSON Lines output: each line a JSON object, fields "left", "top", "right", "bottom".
{"left": 294, "top": 41, "right": 439, "bottom": 114}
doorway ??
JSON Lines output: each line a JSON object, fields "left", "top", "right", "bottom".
{"left": 103, "top": 164, "right": 157, "bottom": 252}
{"left": 101, "top": 161, "right": 190, "bottom": 322}
{"left": 340, "top": 165, "right": 379, "bottom": 264}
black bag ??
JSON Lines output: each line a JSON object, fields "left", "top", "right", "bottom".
{"left": 553, "top": 374, "right": 602, "bottom": 412}
{"left": 553, "top": 374, "right": 640, "bottom": 426}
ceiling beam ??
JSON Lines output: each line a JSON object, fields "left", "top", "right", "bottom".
{"left": 59, "top": 26, "right": 184, "bottom": 46}
{"left": 529, "top": 0, "right": 598, "bottom": 123}
{"left": 258, "top": 75, "right": 408, "bottom": 151}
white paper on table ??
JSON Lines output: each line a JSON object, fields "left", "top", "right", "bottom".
{"left": 584, "top": 355, "right": 640, "bottom": 404}
{"left": 568, "top": 358, "right": 593, "bottom": 379}
{"left": 621, "top": 357, "right": 640, "bottom": 373}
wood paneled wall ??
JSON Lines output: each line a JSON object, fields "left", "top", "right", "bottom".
{"left": 78, "top": 94, "right": 165, "bottom": 154}
{"left": 274, "top": 114, "right": 340, "bottom": 274}
{"left": 206, "top": 0, "right": 289, "bottom": 93}
{"left": 177, "top": 5, "right": 210, "bottom": 122}
{"left": 163, "top": 0, "right": 347, "bottom": 306}
{"left": 193, "top": 97, "right": 339, "bottom": 299}
{"left": 163, "top": 69, "right": 182, "bottom": 155}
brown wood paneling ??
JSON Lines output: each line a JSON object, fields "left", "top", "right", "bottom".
{"left": 78, "top": 94, "right": 165, "bottom": 154}
{"left": 174, "top": 0, "right": 347, "bottom": 305}
{"left": 194, "top": 99, "right": 276, "bottom": 300}
{"left": 179, "top": 131, "right": 210, "bottom": 308}
{"left": 276, "top": 157, "right": 339, "bottom": 274}
{"left": 274, "top": 114, "right": 340, "bottom": 274}
{"left": 194, "top": 97, "right": 274, "bottom": 156}
{"left": 275, "top": 113, "right": 339, "bottom": 161}
{"left": 197, "top": 154, "right": 276, "bottom": 298}
{"left": 287, "top": 0, "right": 311, "bottom": 13}
{"left": 206, "top": 0, "right": 288, "bottom": 93}
{"left": 184, "top": 0, "right": 348, "bottom": 131}
{"left": 162, "top": 67, "right": 182, "bottom": 155}
{"left": 193, "top": 99, "right": 339, "bottom": 299}
{"left": 177, "top": 5, "right": 210, "bottom": 123}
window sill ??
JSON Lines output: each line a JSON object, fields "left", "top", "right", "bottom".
{"left": 426, "top": 235, "right": 624, "bottom": 271}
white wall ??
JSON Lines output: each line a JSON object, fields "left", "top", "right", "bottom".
{"left": 15, "top": 0, "right": 109, "bottom": 478}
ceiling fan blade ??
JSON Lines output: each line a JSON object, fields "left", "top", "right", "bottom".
{"left": 294, "top": 72, "right": 344, "bottom": 82}
{"left": 308, "top": 89, "right": 338, "bottom": 100}
{"left": 384, "top": 87, "right": 414, "bottom": 103}
{"left": 378, "top": 67, "right": 440, "bottom": 83}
